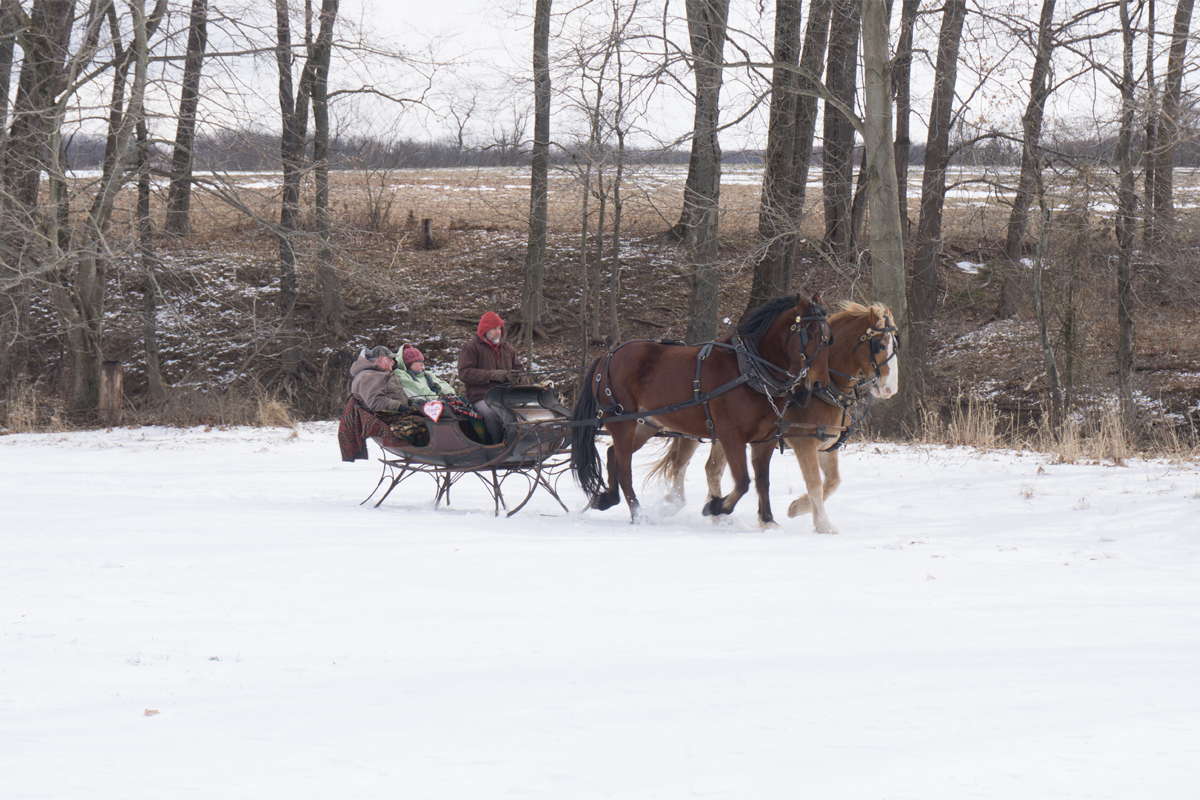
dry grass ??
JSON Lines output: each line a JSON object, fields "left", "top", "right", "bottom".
{"left": 255, "top": 395, "right": 296, "bottom": 429}
{"left": 1, "top": 376, "right": 67, "bottom": 433}
{"left": 919, "top": 390, "right": 1191, "bottom": 464}
{"left": 921, "top": 390, "right": 1003, "bottom": 449}
{"left": 148, "top": 389, "right": 261, "bottom": 428}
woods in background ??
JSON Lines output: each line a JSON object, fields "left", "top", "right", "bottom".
{"left": 1, "top": 0, "right": 1196, "bottom": 447}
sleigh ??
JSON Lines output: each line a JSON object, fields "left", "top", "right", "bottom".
{"left": 359, "top": 384, "right": 576, "bottom": 517}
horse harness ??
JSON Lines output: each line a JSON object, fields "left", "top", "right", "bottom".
{"left": 802, "top": 317, "right": 900, "bottom": 451}
{"left": 590, "top": 308, "right": 832, "bottom": 440}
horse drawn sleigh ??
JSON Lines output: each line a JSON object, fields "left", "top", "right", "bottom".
{"left": 342, "top": 383, "right": 576, "bottom": 517}
{"left": 343, "top": 292, "right": 898, "bottom": 531}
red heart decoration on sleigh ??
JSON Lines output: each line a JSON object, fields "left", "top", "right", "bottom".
{"left": 422, "top": 400, "right": 444, "bottom": 423}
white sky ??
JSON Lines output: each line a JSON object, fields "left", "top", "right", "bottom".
{"left": 35, "top": 0, "right": 1151, "bottom": 156}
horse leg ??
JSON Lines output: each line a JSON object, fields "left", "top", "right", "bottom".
{"left": 589, "top": 445, "right": 622, "bottom": 511}
{"left": 787, "top": 438, "right": 837, "bottom": 534}
{"left": 661, "top": 436, "right": 700, "bottom": 504}
{"left": 750, "top": 441, "right": 778, "bottom": 529}
{"left": 614, "top": 422, "right": 657, "bottom": 521}
{"left": 702, "top": 438, "right": 751, "bottom": 518}
{"left": 818, "top": 448, "right": 841, "bottom": 501}
{"left": 703, "top": 441, "right": 726, "bottom": 504}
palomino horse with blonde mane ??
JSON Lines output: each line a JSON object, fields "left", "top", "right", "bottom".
{"left": 570, "top": 294, "right": 832, "bottom": 525}
{"left": 648, "top": 302, "right": 899, "bottom": 533}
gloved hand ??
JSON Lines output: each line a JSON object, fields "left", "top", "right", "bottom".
{"left": 488, "top": 369, "right": 509, "bottom": 382}
{"left": 506, "top": 370, "right": 525, "bottom": 383}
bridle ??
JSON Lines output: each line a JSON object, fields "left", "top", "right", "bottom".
{"left": 809, "top": 315, "right": 900, "bottom": 431}
{"left": 783, "top": 301, "right": 834, "bottom": 386}
{"left": 852, "top": 317, "right": 900, "bottom": 384}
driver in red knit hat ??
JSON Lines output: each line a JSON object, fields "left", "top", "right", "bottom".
{"left": 457, "top": 311, "right": 525, "bottom": 442}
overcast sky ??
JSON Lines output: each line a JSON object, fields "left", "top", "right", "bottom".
{"left": 146, "top": 0, "right": 1137, "bottom": 155}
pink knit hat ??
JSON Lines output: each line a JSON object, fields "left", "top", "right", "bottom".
{"left": 401, "top": 344, "right": 424, "bottom": 366}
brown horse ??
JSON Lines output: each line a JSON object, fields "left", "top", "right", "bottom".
{"left": 570, "top": 293, "right": 832, "bottom": 525}
{"left": 648, "top": 302, "right": 899, "bottom": 533}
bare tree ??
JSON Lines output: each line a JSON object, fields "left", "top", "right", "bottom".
{"left": 43, "top": 0, "right": 164, "bottom": 410}
{"left": 745, "top": 0, "right": 833, "bottom": 313}
{"left": 1115, "top": 0, "right": 1137, "bottom": 427}
{"left": 519, "top": 0, "right": 553, "bottom": 349}
{"left": 164, "top": 0, "right": 208, "bottom": 236}
{"left": 1150, "top": 0, "right": 1194, "bottom": 243}
{"left": 274, "top": 0, "right": 309, "bottom": 382}
{"left": 310, "top": 0, "right": 347, "bottom": 339}
{"left": 909, "top": 0, "right": 967, "bottom": 404}
{"left": 681, "top": 0, "right": 729, "bottom": 344}
{"left": 997, "top": 0, "right": 1057, "bottom": 319}
{"left": 892, "top": 0, "right": 921, "bottom": 234}
{"left": 860, "top": 0, "right": 906, "bottom": 424}
{"left": 822, "top": 0, "right": 859, "bottom": 264}
{"left": 3, "top": 0, "right": 75, "bottom": 213}
{"left": 136, "top": 118, "right": 165, "bottom": 401}
{"left": 746, "top": 0, "right": 803, "bottom": 311}
{"left": 0, "top": 0, "right": 17, "bottom": 164}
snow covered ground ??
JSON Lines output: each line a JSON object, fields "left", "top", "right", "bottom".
{"left": 2, "top": 424, "right": 1198, "bottom": 799}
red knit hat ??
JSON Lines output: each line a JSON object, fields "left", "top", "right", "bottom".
{"left": 401, "top": 344, "right": 424, "bottom": 365}
{"left": 477, "top": 311, "right": 505, "bottom": 339}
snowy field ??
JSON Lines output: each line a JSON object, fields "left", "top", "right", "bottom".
{"left": 2, "top": 423, "right": 1198, "bottom": 799}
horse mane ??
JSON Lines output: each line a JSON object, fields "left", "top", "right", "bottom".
{"left": 736, "top": 295, "right": 800, "bottom": 343}
{"left": 837, "top": 300, "right": 888, "bottom": 321}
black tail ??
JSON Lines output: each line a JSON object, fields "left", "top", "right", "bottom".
{"left": 570, "top": 358, "right": 606, "bottom": 497}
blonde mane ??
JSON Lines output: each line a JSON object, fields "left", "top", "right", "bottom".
{"left": 837, "top": 300, "right": 889, "bottom": 319}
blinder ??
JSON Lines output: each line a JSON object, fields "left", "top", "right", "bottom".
{"left": 787, "top": 302, "right": 833, "bottom": 377}
{"left": 853, "top": 317, "right": 900, "bottom": 381}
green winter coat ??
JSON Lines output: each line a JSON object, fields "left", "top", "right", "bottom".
{"left": 393, "top": 367, "right": 455, "bottom": 400}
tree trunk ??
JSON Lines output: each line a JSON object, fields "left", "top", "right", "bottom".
{"left": 164, "top": 0, "right": 208, "bottom": 236}
{"left": 682, "top": 0, "right": 729, "bottom": 344}
{"left": 892, "top": 0, "right": 920, "bottom": 235}
{"left": 747, "top": 0, "right": 831, "bottom": 316}
{"left": 674, "top": 0, "right": 729, "bottom": 246}
{"left": 308, "top": 0, "right": 346, "bottom": 339}
{"left": 275, "top": 0, "right": 309, "bottom": 380}
{"left": 578, "top": 163, "right": 591, "bottom": 367}
{"left": 822, "top": 0, "right": 860, "bottom": 264}
{"left": 2, "top": 0, "right": 75, "bottom": 211}
{"left": 861, "top": 0, "right": 907, "bottom": 427}
{"left": 998, "top": 0, "right": 1056, "bottom": 319}
{"left": 609, "top": 127, "right": 624, "bottom": 343}
{"left": 747, "top": 0, "right": 802, "bottom": 312}
{"left": 1152, "top": 0, "right": 1194, "bottom": 244}
{"left": 1115, "top": 0, "right": 1137, "bottom": 429}
{"left": 1142, "top": 0, "right": 1157, "bottom": 248}
{"left": 0, "top": 0, "right": 16, "bottom": 163}
{"left": 63, "top": 0, "right": 156, "bottom": 412}
{"left": 521, "top": 0, "right": 552, "bottom": 346}
{"left": 137, "top": 118, "right": 165, "bottom": 400}
{"left": 1031, "top": 183, "right": 1063, "bottom": 424}
{"left": 909, "top": 0, "right": 966, "bottom": 406}
{"left": 591, "top": 175, "right": 606, "bottom": 343}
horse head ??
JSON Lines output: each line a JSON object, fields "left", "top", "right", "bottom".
{"left": 783, "top": 291, "right": 833, "bottom": 392}
{"left": 848, "top": 303, "right": 900, "bottom": 398}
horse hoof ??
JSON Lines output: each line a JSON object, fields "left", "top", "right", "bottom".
{"left": 590, "top": 493, "right": 619, "bottom": 511}
{"left": 760, "top": 520, "right": 780, "bottom": 530}
{"left": 814, "top": 523, "right": 839, "bottom": 535}
{"left": 787, "top": 497, "right": 811, "bottom": 518}
{"left": 701, "top": 496, "right": 726, "bottom": 517}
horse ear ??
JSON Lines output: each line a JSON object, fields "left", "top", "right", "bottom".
{"left": 811, "top": 290, "right": 823, "bottom": 305}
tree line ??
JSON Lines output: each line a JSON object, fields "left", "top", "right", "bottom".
{"left": 1, "top": 0, "right": 1196, "bottom": 437}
